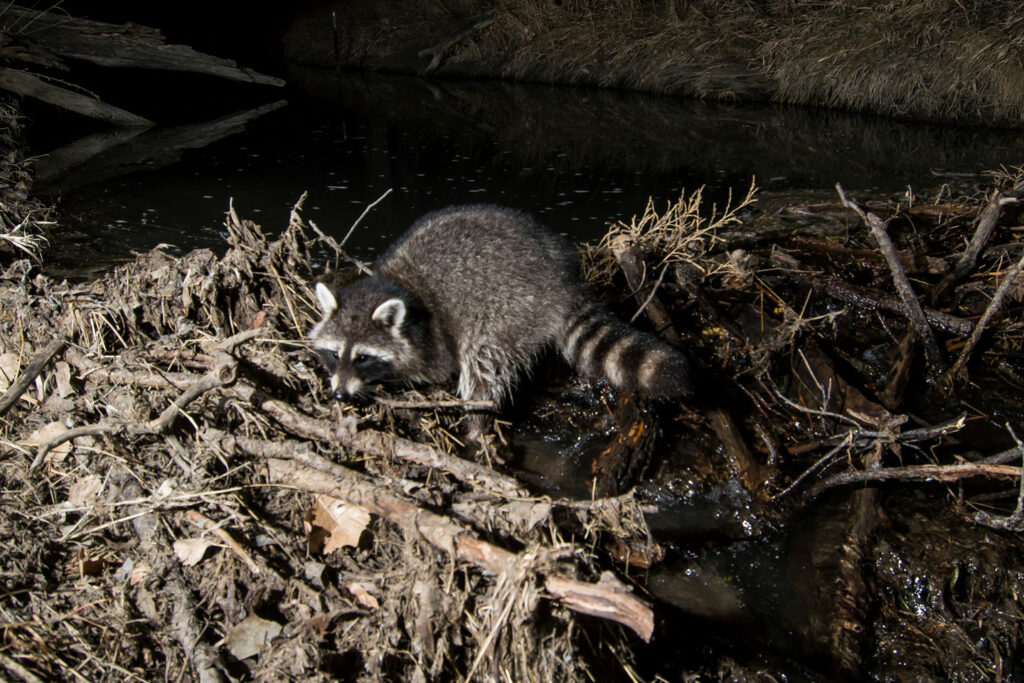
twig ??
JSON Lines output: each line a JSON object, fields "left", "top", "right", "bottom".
{"left": 629, "top": 262, "right": 668, "bottom": 324}
{"left": 971, "top": 426, "right": 1024, "bottom": 531}
{"left": 339, "top": 188, "right": 392, "bottom": 248}
{"left": 836, "top": 184, "right": 945, "bottom": 375}
{"left": 770, "top": 432, "right": 853, "bottom": 500}
{"left": 185, "top": 510, "right": 260, "bottom": 575}
{"left": 374, "top": 396, "right": 496, "bottom": 412}
{"left": 945, "top": 248, "right": 1024, "bottom": 383}
{"left": 229, "top": 382, "right": 527, "bottom": 498}
{"left": 31, "top": 353, "right": 239, "bottom": 472}
{"left": 772, "top": 250, "right": 974, "bottom": 335}
{"left": 144, "top": 358, "right": 235, "bottom": 434}
{"left": 0, "top": 338, "right": 66, "bottom": 416}
{"left": 29, "top": 423, "right": 117, "bottom": 472}
{"left": 205, "top": 324, "right": 266, "bottom": 353}
{"left": 806, "top": 461, "right": 1021, "bottom": 499}
{"left": 0, "top": 651, "right": 46, "bottom": 683}
{"left": 931, "top": 189, "right": 1021, "bottom": 304}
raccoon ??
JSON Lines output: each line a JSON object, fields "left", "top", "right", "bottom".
{"left": 310, "top": 205, "right": 692, "bottom": 433}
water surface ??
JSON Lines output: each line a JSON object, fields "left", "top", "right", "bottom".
{"left": 37, "top": 69, "right": 1024, "bottom": 267}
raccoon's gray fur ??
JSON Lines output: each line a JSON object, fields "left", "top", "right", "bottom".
{"left": 310, "top": 205, "right": 692, "bottom": 423}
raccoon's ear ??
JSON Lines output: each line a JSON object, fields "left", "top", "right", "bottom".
{"left": 315, "top": 282, "right": 338, "bottom": 316}
{"left": 372, "top": 298, "right": 406, "bottom": 328}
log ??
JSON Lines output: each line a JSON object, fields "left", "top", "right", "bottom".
{"left": 3, "top": 5, "right": 284, "bottom": 87}
{"left": 0, "top": 68, "right": 153, "bottom": 127}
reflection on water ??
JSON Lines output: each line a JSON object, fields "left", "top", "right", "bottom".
{"left": 40, "top": 68, "right": 1024, "bottom": 266}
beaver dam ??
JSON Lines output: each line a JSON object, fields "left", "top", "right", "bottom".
{"left": 2, "top": 151, "right": 1024, "bottom": 679}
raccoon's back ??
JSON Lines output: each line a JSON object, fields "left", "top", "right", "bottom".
{"left": 377, "top": 205, "right": 582, "bottom": 340}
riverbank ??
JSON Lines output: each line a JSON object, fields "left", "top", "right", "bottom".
{"left": 284, "top": 0, "right": 1024, "bottom": 127}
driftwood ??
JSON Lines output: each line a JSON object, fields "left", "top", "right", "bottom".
{"left": 0, "top": 5, "right": 283, "bottom": 127}
{"left": 39, "top": 322, "right": 655, "bottom": 642}
{"left": 0, "top": 68, "right": 154, "bottom": 127}
{"left": 1, "top": 5, "right": 284, "bottom": 86}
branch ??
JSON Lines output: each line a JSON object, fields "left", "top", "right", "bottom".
{"left": 944, "top": 248, "right": 1024, "bottom": 383}
{"left": 223, "top": 380, "right": 526, "bottom": 497}
{"left": 806, "top": 462, "right": 1021, "bottom": 499}
{"left": 836, "top": 184, "right": 945, "bottom": 375}
{"left": 262, "top": 450, "right": 655, "bottom": 641}
{"left": 931, "top": 189, "right": 1021, "bottom": 303}
{"left": 0, "top": 338, "right": 66, "bottom": 416}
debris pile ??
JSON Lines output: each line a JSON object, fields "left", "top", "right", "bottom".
{"left": 2, "top": 167, "right": 1024, "bottom": 680}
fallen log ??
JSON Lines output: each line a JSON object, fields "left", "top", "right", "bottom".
{"left": 2, "top": 5, "right": 284, "bottom": 87}
{"left": 0, "top": 67, "right": 153, "bottom": 127}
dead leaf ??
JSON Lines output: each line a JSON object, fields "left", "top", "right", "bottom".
{"left": 20, "top": 421, "right": 72, "bottom": 464}
{"left": 66, "top": 549, "right": 109, "bottom": 578}
{"left": 130, "top": 562, "right": 152, "bottom": 586}
{"left": 54, "top": 361, "right": 74, "bottom": 398}
{"left": 173, "top": 537, "right": 218, "bottom": 566}
{"left": 0, "top": 352, "right": 19, "bottom": 391}
{"left": 347, "top": 581, "right": 380, "bottom": 610}
{"left": 68, "top": 475, "right": 104, "bottom": 507}
{"left": 304, "top": 494, "right": 370, "bottom": 555}
{"left": 225, "top": 613, "right": 282, "bottom": 660}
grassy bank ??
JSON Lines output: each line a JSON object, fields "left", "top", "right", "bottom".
{"left": 284, "top": 0, "right": 1024, "bottom": 127}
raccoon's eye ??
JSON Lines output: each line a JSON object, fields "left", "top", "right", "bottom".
{"left": 353, "top": 353, "right": 374, "bottom": 368}
{"left": 316, "top": 348, "right": 340, "bottom": 366}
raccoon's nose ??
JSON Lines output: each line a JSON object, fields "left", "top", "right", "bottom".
{"left": 333, "top": 390, "right": 346, "bottom": 401}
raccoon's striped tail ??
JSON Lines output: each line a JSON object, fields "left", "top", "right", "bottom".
{"left": 558, "top": 303, "right": 693, "bottom": 399}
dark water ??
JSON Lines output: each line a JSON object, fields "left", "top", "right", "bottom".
{"left": 35, "top": 68, "right": 1024, "bottom": 268}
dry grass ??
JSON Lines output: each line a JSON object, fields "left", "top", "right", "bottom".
{"left": 287, "top": 0, "right": 1024, "bottom": 125}
{"left": 0, "top": 99, "right": 52, "bottom": 265}
{"left": 583, "top": 178, "right": 758, "bottom": 284}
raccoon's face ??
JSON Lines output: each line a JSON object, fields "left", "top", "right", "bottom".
{"left": 309, "top": 280, "right": 426, "bottom": 400}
